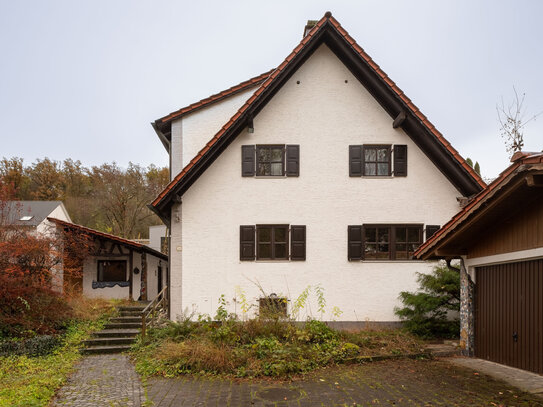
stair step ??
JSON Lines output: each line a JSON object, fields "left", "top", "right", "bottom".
{"left": 93, "top": 329, "right": 140, "bottom": 338}
{"left": 118, "top": 305, "right": 148, "bottom": 312}
{"left": 82, "top": 345, "right": 132, "bottom": 354}
{"left": 120, "top": 310, "right": 143, "bottom": 317}
{"left": 84, "top": 337, "right": 136, "bottom": 347}
{"left": 110, "top": 316, "right": 142, "bottom": 323}
{"left": 105, "top": 322, "right": 142, "bottom": 329}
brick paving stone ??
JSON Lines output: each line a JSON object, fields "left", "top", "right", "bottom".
{"left": 52, "top": 354, "right": 144, "bottom": 407}
{"left": 146, "top": 359, "right": 543, "bottom": 406}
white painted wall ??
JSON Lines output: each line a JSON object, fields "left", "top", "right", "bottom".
{"left": 170, "top": 88, "right": 258, "bottom": 179}
{"left": 170, "top": 45, "right": 463, "bottom": 322}
{"left": 149, "top": 224, "right": 167, "bottom": 252}
{"left": 82, "top": 242, "right": 166, "bottom": 300}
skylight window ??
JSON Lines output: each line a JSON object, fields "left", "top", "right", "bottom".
{"left": 19, "top": 215, "right": 33, "bottom": 221}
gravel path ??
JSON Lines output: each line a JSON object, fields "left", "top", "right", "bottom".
{"left": 52, "top": 354, "right": 144, "bottom": 407}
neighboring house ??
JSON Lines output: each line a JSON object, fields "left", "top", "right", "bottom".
{"left": 3, "top": 201, "right": 71, "bottom": 290}
{"left": 49, "top": 218, "right": 168, "bottom": 301}
{"left": 150, "top": 12, "right": 485, "bottom": 324}
{"left": 4, "top": 200, "right": 71, "bottom": 235}
{"left": 415, "top": 151, "right": 543, "bottom": 374}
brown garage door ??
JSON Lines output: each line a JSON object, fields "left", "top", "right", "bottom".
{"left": 475, "top": 259, "right": 543, "bottom": 374}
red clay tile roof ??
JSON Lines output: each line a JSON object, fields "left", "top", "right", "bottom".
{"left": 155, "top": 70, "right": 274, "bottom": 127}
{"left": 151, "top": 12, "right": 486, "bottom": 210}
{"left": 48, "top": 217, "right": 168, "bottom": 260}
{"left": 414, "top": 152, "right": 543, "bottom": 259}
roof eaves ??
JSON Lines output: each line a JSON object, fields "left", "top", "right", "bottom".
{"left": 48, "top": 218, "right": 168, "bottom": 260}
{"left": 151, "top": 14, "right": 330, "bottom": 209}
{"left": 151, "top": 11, "right": 486, "bottom": 212}
{"left": 155, "top": 69, "right": 275, "bottom": 129}
{"left": 413, "top": 158, "right": 529, "bottom": 258}
{"left": 327, "top": 16, "right": 486, "bottom": 190}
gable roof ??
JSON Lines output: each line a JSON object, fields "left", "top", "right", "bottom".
{"left": 414, "top": 151, "right": 543, "bottom": 260}
{"left": 150, "top": 12, "right": 486, "bottom": 220}
{"left": 152, "top": 70, "right": 274, "bottom": 150}
{"left": 5, "top": 201, "right": 70, "bottom": 226}
{"left": 48, "top": 217, "right": 168, "bottom": 260}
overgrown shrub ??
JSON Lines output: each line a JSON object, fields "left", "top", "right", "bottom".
{"left": 0, "top": 335, "right": 60, "bottom": 357}
{"left": 132, "top": 317, "right": 424, "bottom": 378}
{"left": 394, "top": 264, "right": 460, "bottom": 339}
{"left": 0, "top": 275, "right": 74, "bottom": 338}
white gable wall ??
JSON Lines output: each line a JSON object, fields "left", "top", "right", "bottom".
{"left": 170, "top": 88, "right": 259, "bottom": 179}
{"left": 170, "top": 45, "right": 462, "bottom": 322}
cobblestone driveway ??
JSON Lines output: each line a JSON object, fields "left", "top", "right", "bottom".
{"left": 146, "top": 359, "right": 543, "bottom": 406}
{"left": 52, "top": 354, "right": 144, "bottom": 407}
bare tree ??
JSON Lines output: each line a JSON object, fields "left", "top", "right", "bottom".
{"left": 497, "top": 87, "right": 542, "bottom": 157}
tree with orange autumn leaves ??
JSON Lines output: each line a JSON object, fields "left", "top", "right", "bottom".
{"left": 0, "top": 181, "right": 95, "bottom": 336}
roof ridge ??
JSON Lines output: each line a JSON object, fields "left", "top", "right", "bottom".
{"left": 327, "top": 15, "right": 486, "bottom": 189}
{"left": 151, "top": 12, "right": 485, "bottom": 210}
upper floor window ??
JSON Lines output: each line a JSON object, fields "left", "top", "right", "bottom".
{"left": 257, "top": 146, "right": 284, "bottom": 176}
{"left": 348, "top": 224, "right": 422, "bottom": 261}
{"left": 349, "top": 144, "right": 407, "bottom": 177}
{"left": 363, "top": 145, "right": 390, "bottom": 176}
{"left": 242, "top": 145, "right": 299, "bottom": 177}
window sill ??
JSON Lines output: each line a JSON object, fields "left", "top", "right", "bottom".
{"left": 360, "top": 176, "right": 394, "bottom": 179}
{"left": 254, "top": 176, "right": 286, "bottom": 179}
{"left": 354, "top": 260, "right": 427, "bottom": 263}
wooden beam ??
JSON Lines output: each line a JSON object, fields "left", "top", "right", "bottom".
{"left": 392, "top": 111, "right": 406, "bottom": 128}
{"left": 129, "top": 249, "right": 133, "bottom": 301}
{"left": 526, "top": 174, "right": 543, "bottom": 187}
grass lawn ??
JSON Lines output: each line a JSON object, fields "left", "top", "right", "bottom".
{"left": 0, "top": 299, "right": 117, "bottom": 407}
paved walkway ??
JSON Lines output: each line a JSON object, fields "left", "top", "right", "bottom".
{"left": 145, "top": 359, "right": 543, "bottom": 406}
{"left": 52, "top": 354, "right": 144, "bottom": 407}
{"left": 448, "top": 356, "right": 543, "bottom": 396}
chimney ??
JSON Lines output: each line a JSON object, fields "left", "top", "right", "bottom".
{"left": 303, "top": 20, "right": 318, "bottom": 37}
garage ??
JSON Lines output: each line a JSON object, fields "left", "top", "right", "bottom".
{"left": 414, "top": 151, "right": 543, "bottom": 370}
{"left": 475, "top": 259, "right": 543, "bottom": 374}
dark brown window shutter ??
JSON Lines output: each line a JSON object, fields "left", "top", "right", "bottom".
{"left": 349, "top": 145, "right": 363, "bottom": 177}
{"left": 285, "top": 145, "right": 300, "bottom": 177}
{"left": 241, "top": 145, "right": 255, "bottom": 177}
{"left": 393, "top": 145, "right": 407, "bottom": 177}
{"left": 425, "top": 225, "right": 440, "bottom": 241}
{"left": 290, "top": 225, "right": 306, "bottom": 260}
{"left": 240, "top": 225, "right": 256, "bottom": 260}
{"left": 348, "top": 225, "right": 363, "bottom": 260}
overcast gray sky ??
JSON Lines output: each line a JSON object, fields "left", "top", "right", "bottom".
{"left": 1, "top": 0, "right": 542, "bottom": 180}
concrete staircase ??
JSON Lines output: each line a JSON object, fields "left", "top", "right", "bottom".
{"left": 82, "top": 304, "right": 147, "bottom": 354}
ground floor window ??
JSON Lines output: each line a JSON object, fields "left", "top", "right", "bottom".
{"left": 97, "top": 260, "right": 127, "bottom": 282}
{"left": 364, "top": 224, "right": 422, "bottom": 260}
{"left": 348, "top": 224, "right": 423, "bottom": 261}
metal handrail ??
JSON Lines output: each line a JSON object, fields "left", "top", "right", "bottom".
{"left": 141, "top": 285, "right": 168, "bottom": 340}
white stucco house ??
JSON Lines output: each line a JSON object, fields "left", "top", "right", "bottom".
{"left": 3, "top": 200, "right": 167, "bottom": 300}
{"left": 49, "top": 218, "right": 168, "bottom": 301}
{"left": 150, "top": 13, "right": 485, "bottom": 325}
{"left": 4, "top": 200, "right": 71, "bottom": 235}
